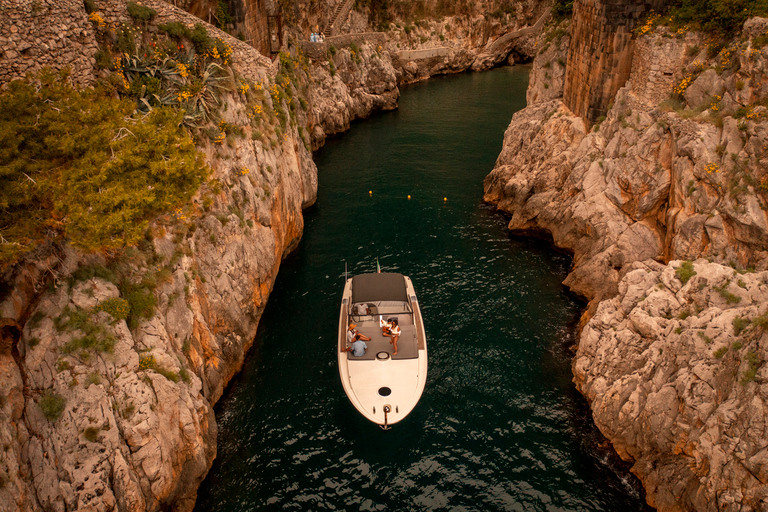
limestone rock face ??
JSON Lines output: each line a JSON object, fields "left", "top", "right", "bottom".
{"left": 383, "top": 5, "right": 549, "bottom": 83}
{"left": 485, "top": 16, "right": 768, "bottom": 511}
{"left": 0, "top": 1, "right": 339, "bottom": 511}
{"left": 0, "top": 90, "right": 313, "bottom": 512}
{"left": 526, "top": 21, "right": 570, "bottom": 105}
{"left": 308, "top": 43, "right": 399, "bottom": 149}
{"left": 574, "top": 260, "right": 768, "bottom": 512}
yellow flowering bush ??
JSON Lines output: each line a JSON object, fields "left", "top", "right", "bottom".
{"left": 139, "top": 354, "right": 157, "bottom": 371}
{"left": 636, "top": 14, "right": 660, "bottom": 35}
{"left": 705, "top": 162, "right": 720, "bottom": 174}
{"left": 95, "top": 298, "right": 130, "bottom": 321}
{"left": 89, "top": 12, "right": 106, "bottom": 29}
{"left": 674, "top": 73, "right": 694, "bottom": 95}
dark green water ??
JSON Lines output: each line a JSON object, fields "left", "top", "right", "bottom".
{"left": 194, "top": 67, "right": 651, "bottom": 511}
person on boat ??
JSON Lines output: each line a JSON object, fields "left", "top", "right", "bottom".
{"left": 347, "top": 323, "right": 371, "bottom": 344}
{"left": 384, "top": 318, "right": 401, "bottom": 355}
{"left": 354, "top": 303, "right": 369, "bottom": 315}
{"left": 343, "top": 337, "right": 368, "bottom": 357}
{"left": 380, "top": 317, "right": 393, "bottom": 335}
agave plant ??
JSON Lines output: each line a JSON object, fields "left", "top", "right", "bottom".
{"left": 121, "top": 54, "right": 179, "bottom": 111}
{"left": 179, "top": 61, "right": 234, "bottom": 128}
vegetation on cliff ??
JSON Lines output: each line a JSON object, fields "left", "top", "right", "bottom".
{"left": 356, "top": 0, "right": 522, "bottom": 29}
{"left": 0, "top": 70, "right": 208, "bottom": 269}
{"left": 656, "top": 0, "right": 768, "bottom": 36}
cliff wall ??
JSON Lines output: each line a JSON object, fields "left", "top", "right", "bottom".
{"left": 0, "top": 1, "right": 398, "bottom": 511}
{"left": 484, "top": 14, "right": 768, "bottom": 512}
{"left": 563, "top": 0, "right": 667, "bottom": 123}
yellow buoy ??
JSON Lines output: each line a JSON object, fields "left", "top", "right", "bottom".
{"left": 407, "top": 195, "right": 411, "bottom": 200}
{"left": 444, "top": 197, "right": 447, "bottom": 202}
{"left": 369, "top": 190, "right": 372, "bottom": 195}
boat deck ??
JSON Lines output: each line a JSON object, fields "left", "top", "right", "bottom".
{"left": 347, "top": 315, "right": 418, "bottom": 360}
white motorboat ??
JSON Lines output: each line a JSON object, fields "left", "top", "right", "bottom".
{"left": 337, "top": 272, "right": 428, "bottom": 429}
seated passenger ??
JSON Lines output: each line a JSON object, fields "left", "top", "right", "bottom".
{"left": 347, "top": 323, "right": 371, "bottom": 344}
{"left": 343, "top": 338, "right": 367, "bottom": 357}
{"left": 380, "top": 317, "right": 393, "bottom": 335}
{"left": 354, "top": 303, "right": 369, "bottom": 315}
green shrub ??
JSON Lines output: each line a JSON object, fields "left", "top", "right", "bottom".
{"left": 70, "top": 263, "right": 117, "bottom": 285}
{"left": 120, "top": 282, "right": 156, "bottom": 329}
{"left": 85, "top": 372, "right": 101, "bottom": 387}
{"left": 664, "top": 0, "right": 768, "bottom": 37}
{"left": 61, "top": 331, "right": 116, "bottom": 355}
{"left": 190, "top": 23, "right": 212, "bottom": 53}
{"left": 157, "top": 367, "right": 179, "bottom": 382}
{"left": 83, "top": 426, "right": 100, "bottom": 442}
{"left": 94, "top": 49, "right": 113, "bottom": 70}
{"left": 39, "top": 390, "right": 66, "bottom": 421}
{"left": 753, "top": 311, "right": 768, "bottom": 330}
{"left": 139, "top": 354, "right": 179, "bottom": 382}
{"left": 56, "top": 306, "right": 116, "bottom": 356}
{"left": 675, "top": 260, "right": 696, "bottom": 284}
{"left": 179, "top": 368, "right": 191, "bottom": 383}
{"left": 122, "top": 402, "right": 136, "bottom": 418}
{"left": 0, "top": 70, "right": 209, "bottom": 268}
{"left": 715, "top": 283, "right": 741, "bottom": 304}
{"left": 713, "top": 346, "right": 728, "bottom": 358}
{"left": 126, "top": 1, "right": 156, "bottom": 23}
{"left": 552, "top": 0, "right": 573, "bottom": 22}
{"left": 215, "top": 0, "right": 233, "bottom": 29}
{"left": 28, "top": 311, "right": 45, "bottom": 329}
{"left": 733, "top": 316, "right": 750, "bottom": 335}
{"left": 159, "top": 21, "right": 191, "bottom": 40}
{"left": 95, "top": 298, "right": 130, "bottom": 321}
{"left": 83, "top": 0, "right": 97, "bottom": 14}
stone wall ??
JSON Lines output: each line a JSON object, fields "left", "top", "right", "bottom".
{"left": 563, "top": 0, "right": 666, "bottom": 123}
{"left": 99, "top": 0, "right": 271, "bottom": 80}
{"left": 298, "top": 31, "right": 386, "bottom": 61}
{"left": 0, "top": 0, "right": 99, "bottom": 87}
{"left": 235, "top": 0, "right": 274, "bottom": 57}
{"left": 0, "top": 0, "right": 272, "bottom": 89}
{"left": 629, "top": 28, "right": 694, "bottom": 108}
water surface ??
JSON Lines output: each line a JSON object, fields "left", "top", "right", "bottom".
{"left": 195, "top": 67, "right": 651, "bottom": 511}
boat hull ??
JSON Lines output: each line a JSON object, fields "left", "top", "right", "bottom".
{"left": 337, "top": 273, "right": 427, "bottom": 427}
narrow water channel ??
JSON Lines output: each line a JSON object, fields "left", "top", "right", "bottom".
{"left": 194, "top": 67, "right": 651, "bottom": 511}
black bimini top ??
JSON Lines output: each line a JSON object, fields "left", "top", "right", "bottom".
{"left": 351, "top": 273, "right": 408, "bottom": 303}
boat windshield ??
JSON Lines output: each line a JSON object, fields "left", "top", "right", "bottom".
{"left": 350, "top": 300, "right": 412, "bottom": 319}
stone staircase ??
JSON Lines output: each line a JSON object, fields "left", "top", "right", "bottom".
{"left": 323, "top": 0, "right": 354, "bottom": 37}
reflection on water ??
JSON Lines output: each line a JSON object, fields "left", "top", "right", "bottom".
{"left": 195, "top": 67, "right": 652, "bottom": 511}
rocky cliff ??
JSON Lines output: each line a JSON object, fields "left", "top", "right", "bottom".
{"left": 484, "top": 13, "right": 768, "bottom": 512}
{"left": 0, "top": 1, "right": 399, "bottom": 511}
{"left": 287, "top": 0, "right": 552, "bottom": 84}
